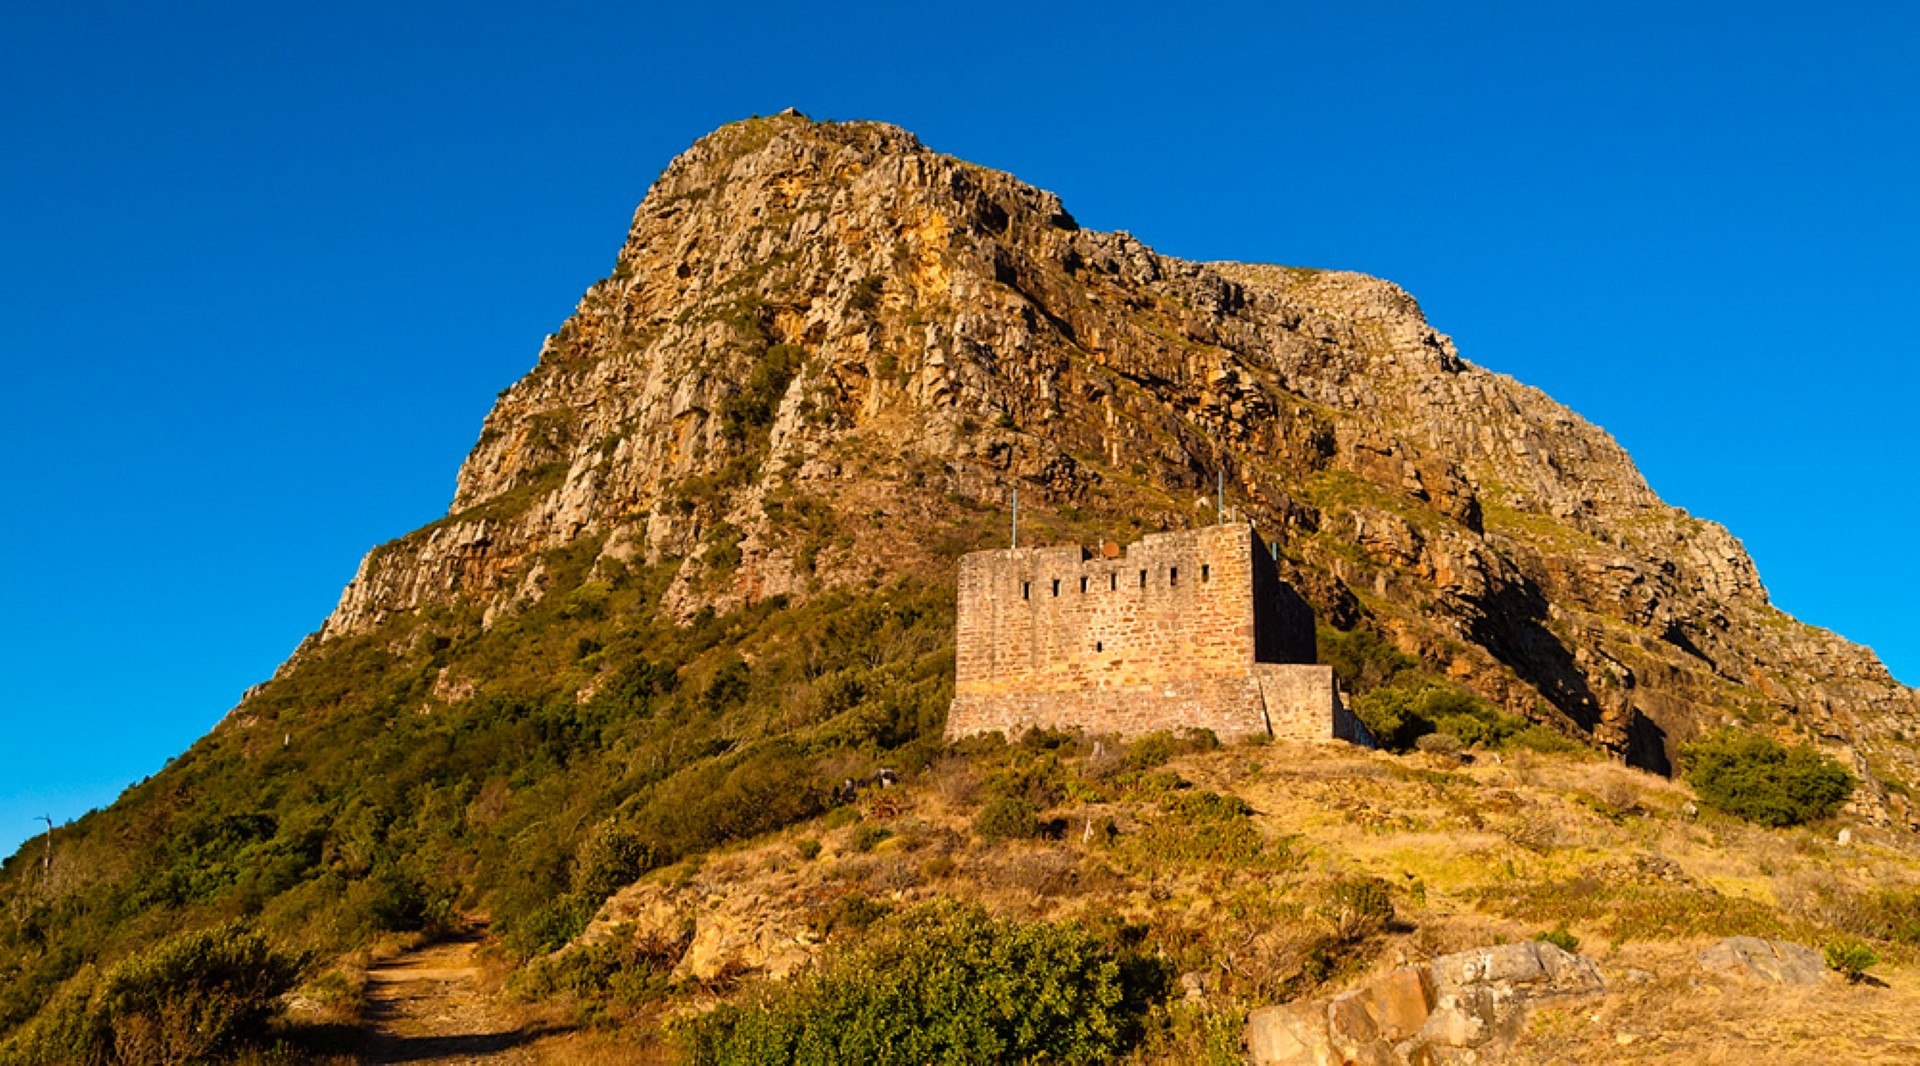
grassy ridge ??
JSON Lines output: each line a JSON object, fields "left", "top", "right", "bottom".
{"left": 0, "top": 534, "right": 954, "bottom": 1039}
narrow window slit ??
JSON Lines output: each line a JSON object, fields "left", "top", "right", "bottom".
{"left": 1080, "top": 576, "right": 1088, "bottom": 593}
{"left": 1051, "top": 578, "right": 1060, "bottom": 597}
{"left": 1201, "top": 564, "right": 1210, "bottom": 583}
{"left": 1170, "top": 566, "right": 1179, "bottom": 587}
{"left": 1138, "top": 569, "right": 1147, "bottom": 588}
{"left": 1021, "top": 581, "right": 1030, "bottom": 600}
{"left": 1109, "top": 573, "right": 1117, "bottom": 591}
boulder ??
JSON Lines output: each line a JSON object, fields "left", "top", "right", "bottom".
{"left": 1247, "top": 1002, "right": 1338, "bottom": 1065}
{"left": 1699, "top": 936, "right": 1827, "bottom": 985}
{"left": 1428, "top": 940, "right": 1607, "bottom": 1002}
{"left": 1247, "top": 942, "right": 1605, "bottom": 1065}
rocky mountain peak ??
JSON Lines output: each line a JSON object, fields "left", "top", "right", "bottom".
{"left": 308, "top": 113, "right": 1916, "bottom": 800}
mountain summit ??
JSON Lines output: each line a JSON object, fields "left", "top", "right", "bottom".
{"left": 314, "top": 112, "right": 1911, "bottom": 786}
{"left": 6, "top": 113, "right": 1918, "bottom": 1061}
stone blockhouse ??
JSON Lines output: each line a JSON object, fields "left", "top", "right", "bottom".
{"left": 947, "top": 523, "right": 1373, "bottom": 744}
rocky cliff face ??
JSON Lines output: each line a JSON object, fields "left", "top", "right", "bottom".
{"left": 310, "top": 111, "right": 1917, "bottom": 799}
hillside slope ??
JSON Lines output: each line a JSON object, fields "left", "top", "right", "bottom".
{"left": 3, "top": 112, "right": 1916, "bottom": 1057}
{"left": 546, "top": 735, "right": 1920, "bottom": 1064}
{"left": 320, "top": 111, "right": 1911, "bottom": 779}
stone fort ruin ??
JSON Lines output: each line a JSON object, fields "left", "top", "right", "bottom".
{"left": 948, "top": 523, "right": 1372, "bottom": 744}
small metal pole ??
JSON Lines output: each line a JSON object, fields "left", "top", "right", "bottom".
{"left": 39, "top": 815, "right": 52, "bottom": 879}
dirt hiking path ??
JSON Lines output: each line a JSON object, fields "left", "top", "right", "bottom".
{"left": 359, "top": 931, "right": 547, "bottom": 1064}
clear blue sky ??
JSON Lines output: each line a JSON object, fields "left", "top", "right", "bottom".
{"left": 3, "top": 2, "right": 1915, "bottom": 859}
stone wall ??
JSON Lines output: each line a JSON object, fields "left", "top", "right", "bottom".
{"left": 1256, "top": 664, "right": 1376, "bottom": 746}
{"left": 950, "top": 678, "right": 1272, "bottom": 743}
{"left": 949, "top": 523, "right": 1359, "bottom": 743}
{"left": 954, "top": 524, "right": 1260, "bottom": 696}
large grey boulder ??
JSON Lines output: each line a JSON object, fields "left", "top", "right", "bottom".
{"left": 1699, "top": 936, "right": 1827, "bottom": 985}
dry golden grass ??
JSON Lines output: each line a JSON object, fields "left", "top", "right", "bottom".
{"left": 548, "top": 738, "right": 1920, "bottom": 1062}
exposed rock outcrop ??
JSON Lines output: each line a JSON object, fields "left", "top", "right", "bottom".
{"left": 300, "top": 112, "right": 1918, "bottom": 785}
{"left": 1699, "top": 937, "right": 1828, "bottom": 986}
{"left": 1247, "top": 940, "right": 1607, "bottom": 1064}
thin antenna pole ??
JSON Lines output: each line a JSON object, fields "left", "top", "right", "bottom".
{"left": 1011, "top": 488, "right": 1018, "bottom": 549}
{"left": 39, "top": 815, "right": 52, "bottom": 879}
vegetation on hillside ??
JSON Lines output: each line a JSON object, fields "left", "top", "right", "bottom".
{"left": 500, "top": 727, "right": 1920, "bottom": 1063}
{"left": 681, "top": 901, "right": 1143, "bottom": 1065}
{"left": 1319, "top": 626, "right": 1580, "bottom": 754}
{"left": 0, "top": 538, "right": 953, "bottom": 1042}
{"left": 1680, "top": 728, "right": 1855, "bottom": 827}
{"left": 0, "top": 923, "right": 299, "bottom": 1065}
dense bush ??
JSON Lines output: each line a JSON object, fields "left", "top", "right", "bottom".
{"left": 1680, "top": 729, "right": 1855, "bottom": 827}
{"left": 572, "top": 821, "right": 654, "bottom": 901}
{"left": 1825, "top": 937, "right": 1878, "bottom": 982}
{"left": 1127, "top": 790, "right": 1274, "bottom": 868}
{"left": 1350, "top": 683, "right": 1526, "bottom": 751}
{"left": 1506, "top": 723, "right": 1587, "bottom": 754}
{"left": 847, "top": 824, "right": 891, "bottom": 853}
{"left": 0, "top": 923, "right": 299, "bottom": 1066}
{"left": 1121, "top": 729, "right": 1219, "bottom": 770}
{"left": 505, "top": 893, "right": 600, "bottom": 959}
{"left": 1321, "top": 876, "right": 1396, "bottom": 941}
{"left": 1535, "top": 926, "right": 1580, "bottom": 953}
{"left": 680, "top": 902, "right": 1136, "bottom": 1065}
{"left": 511, "top": 930, "right": 687, "bottom": 1007}
{"left": 1318, "top": 626, "right": 1418, "bottom": 694}
{"left": 974, "top": 796, "right": 1042, "bottom": 840}
{"left": 1321, "top": 625, "right": 1595, "bottom": 756}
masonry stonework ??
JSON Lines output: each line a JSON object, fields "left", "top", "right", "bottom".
{"left": 948, "top": 524, "right": 1372, "bottom": 744}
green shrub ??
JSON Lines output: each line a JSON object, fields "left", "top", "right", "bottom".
{"left": 848, "top": 824, "right": 892, "bottom": 853}
{"left": 680, "top": 902, "right": 1134, "bottom": 1065}
{"left": 0, "top": 971, "right": 107, "bottom": 1066}
{"left": 1350, "top": 683, "right": 1524, "bottom": 751}
{"left": 1017, "top": 727, "right": 1083, "bottom": 752}
{"left": 638, "top": 741, "right": 831, "bottom": 858}
{"left": 1127, "top": 791, "right": 1272, "bottom": 867}
{"left": 1414, "top": 733, "right": 1463, "bottom": 757}
{"left": 0, "top": 923, "right": 300, "bottom": 1066}
{"left": 1160, "top": 790, "right": 1253, "bottom": 821}
{"left": 1507, "top": 724, "right": 1586, "bottom": 755}
{"left": 506, "top": 893, "right": 598, "bottom": 959}
{"left": 1680, "top": 729, "right": 1855, "bottom": 827}
{"left": 1323, "top": 876, "right": 1395, "bottom": 941}
{"left": 574, "top": 821, "right": 653, "bottom": 900}
{"left": 975, "top": 796, "right": 1041, "bottom": 840}
{"left": 1825, "top": 937, "right": 1878, "bottom": 982}
{"left": 1318, "top": 626, "right": 1418, "bottom": 694}
{"left": 982, "top": 754, "right": 1067, "bottom": 809}
{"left": 805, "top": 894, "right": 893, "bottom": 940}
{"left": 794, "top": 838, "right": 822, "bottom": 861}
{"left": 1535, "top": 926, "right": 1580, "bottom": 953}
{"left": 846, "top": 276, "right": 884, "bottom": 314}
{"left": 720, "top": 343, "right": 804, "bottom": 442}
{"left": 1124, "top": 733, "right": 1175, "bottom": 770}
{"left": 511, "top": 929, "right": 687, "bottom": 1006}
{"left": 1122, "top": 729, "right": 1220, "bottom": 771}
